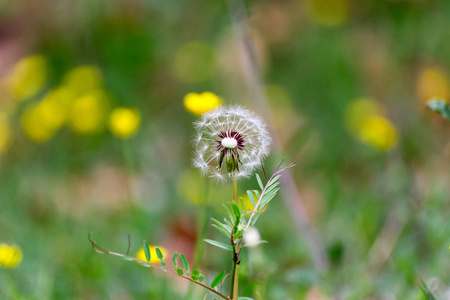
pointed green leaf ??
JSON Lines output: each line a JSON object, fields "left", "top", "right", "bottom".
{"left": 211, "top": 218, "right": 231, "bottom": 234}
{"left": 211, "top": 271, "right": 226, "bottom": 288}
{"left": 212, "top": 224, "right": 231, "bottom": 238}
{"left": 172, "top": 253, "right": 179, "bottom": 271}
{"left": 269, "top": 175, "right": 281, "bottom": 185}
{"left": 143, "top": 240, "right": 151, "bottom": 262}
{"left": 247, "top": 190, "right": 256, "bottom": 207}
{"left": 180, "top": 254, "right": 190, "bottom": 275}
{"left": 176, "top": 268, "right": 184, "bottom": 276}
{"left": 203, "top": 239, "right": 233, "bottom": 251}
{"left": 265, "top": 181, "right": 280, "bottom": 194}
{"left": 155, "top": 247, "right": 166, "bottom": 268}
{"left": 231, "top": 203, "right": 241, "bottom": 219}
{"left": 255, "top": 174, "right": 264, "bottom": 190}
{"left": 155, "top": 247, "right": 164, "bottom": 260}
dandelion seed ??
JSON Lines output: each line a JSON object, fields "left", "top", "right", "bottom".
{"left": 193, "top": 105, "right": 271, "bottom": 182}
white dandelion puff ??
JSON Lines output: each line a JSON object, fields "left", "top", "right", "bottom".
{"left": 192, "top": 105, "right": 271, "bottom": 182}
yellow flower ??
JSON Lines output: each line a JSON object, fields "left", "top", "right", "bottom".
{"left": 0, "top": 243, "right": 23, "bottom": 269}
{"left": 306, "top": 0, "right": 349, "bottom": 27}
{"left": 7, "top": 54, "right": 47, "bottom": 101}
{"left": 0, "top": 112, "right": 12, "bottom": 154}
{"left": 358, "top": 115, "right": 398, "bottom": 151}
{"left": 63, "top": 66, "right": 103, "bottom": 97}
{"left": 68, "top": 90, "right": 109, "bottom": 134}
{"left": 136, "top": 245, "right": 167, "bottom": 264}
{"left": 345, "top": 98, "right": 380, "bottom": 133}
{"left": 345, "top": 98, "right": 398, "bottom": 151}
{"left": 109, "top": 107, "right": 141, "bottom": 138}
{"left": 173, "top": 41, "right": 217, "bottom": 83}
{"left": 21, "top": 87, "right": 74, "bottom": 143}
{"left": 417, "top": 67, "right": 449, "bottom": 104}
{"left": 183, "top": 92, "right": 222, "bottom": 116}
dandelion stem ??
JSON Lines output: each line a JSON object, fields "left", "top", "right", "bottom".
{"left": 232, "top": 177, "right": 238, "bottom": 204}
{"left": 230, "top": 176, "right": 239, "bottom": 299}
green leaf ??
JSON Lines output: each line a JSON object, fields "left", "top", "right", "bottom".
{"left": 155, "top": 247, "right": 166, "bottom": 268}
{"left": 238, "top": 298, "right": 254, "bottom": 300}
{"left": 191, "top": 269, "right": 200, "bottom": 280}
{"left": 180, "top": 254, "right": 190, "bottom": 275}
{"left": 122, "top": 255, "right": 133, "bottom": 261}
{"left": 203, "top": 239, "right": 233, "bottom": 251}
{"left": 231, "top": 203, "right": 241, "bottom": 219}
{"left": 155, "top": 247, "right": 164, "bottom": 260}
{"left": 269, "top": 175, "right": 281, "bottom": 185}
{"left": 211, "top": 271, "right": 226, "bottom": 288}
{"left": 247, "top": 190, "right": 256, "bottom": 207}
{"left": 265, "top": 181, "right": 280, "bottom": 194}
{"left": 212, "top": 224, "right": 231, "bottom": 238}
{"left": 143, "top": 240, "right": 151, "bottom": 262}
{"left": 212, "top": 218, "right": 231, "bottom": 233}
{"left": 176, "top": 268, "right": 184, "bottom": 276}
{"left": 255, "top": 174, "right": 264, "bottom": 190}
{"left": 172, "top": 253, "right": 179, "bottom": 271}
{"left": 199, "top": 274, "right": 204, "bottom": 282}
{"left": 239, "top": 197, "right": 245, "bottom": 211}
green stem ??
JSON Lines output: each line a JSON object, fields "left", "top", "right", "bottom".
{"left": 232, "top": 177, "right": 238, "bottom": 204}
{"left": 230, "top": 177, "right": 239, "bottom": 300}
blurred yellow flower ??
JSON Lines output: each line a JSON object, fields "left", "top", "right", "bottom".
{"left": 0, "top": 243, "right": 23, "bottom": 269}
{"left": 136, "top": 245, "right": 167, "bottom": 264}
{"left": 64, "top": 66, "right": 103, "bottom": 97}
{"left": 358, "top": 115, "right": 398, "bottom": 151}
{"left": 345, "top": 98, "right": 398, "bottom": 151}
{"left": 7, "top": 54, "right": 47, "bottom": 101}
{"left": 22, "top": 104, "right": 57, "bottom": 143}
{"left": 68, "top": 90, "right": 109, "bottom": 134}
{"left": 109, "top": 107, "right": 141, "bottom": 138}
{"left": 306, "top": 0, "right": 349, "bottom": 27}
{"left": 345, "top": 98, "right": 380, "bottom": 132}
{"left": 417, "top": 67, "right": 449, "bottom": 104}
{"left": 0, "top": 112, "right": 12, "bottom": 154}
{"left": 184, "top": 92, "right": 222, "bottom": 116}
{"left": 173, "top": 41, "right": 217, "bottom": 83}
{"left": 21, "top": 87, "right": 74, "bottom": 143}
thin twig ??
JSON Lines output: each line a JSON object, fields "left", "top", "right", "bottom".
{"left": 88, "top": 233, "right": 230, "bottom": 300}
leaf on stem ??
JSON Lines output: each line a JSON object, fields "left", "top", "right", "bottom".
{"left": 203, "top": 239, "right": 233, "bottom": 251}
{"left": 172, "top": 252, "right": 179, "bottom": 271}
{"left": 180, "top": 254, "right": 190, "bottom": 276}
{"left": 143, "top": 240, "right": 151, "bottom": 262}
{"left": 211, "top": 271, "right": 226, "bottom": 288}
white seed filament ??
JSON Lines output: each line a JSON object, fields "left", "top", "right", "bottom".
{"left": 221, "top": 137, "right": 238, "bottom": 149}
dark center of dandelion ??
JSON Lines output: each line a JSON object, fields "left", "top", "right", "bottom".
{"left": 216, "top": 130, "right": 245, "bottom": 173}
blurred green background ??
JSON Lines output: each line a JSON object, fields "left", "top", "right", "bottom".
{"left": 1, "top": 0, "right": 450, "bottom": 299}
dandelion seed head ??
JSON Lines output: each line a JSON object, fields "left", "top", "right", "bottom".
{"left": 192, "top": 105, "right": 271, "bottom": 182}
